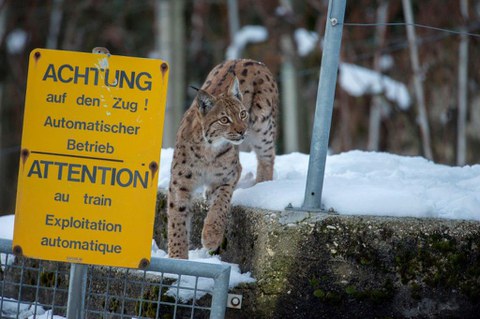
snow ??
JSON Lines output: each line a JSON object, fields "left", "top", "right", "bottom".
{"left": 294, "top": 28, "right": 319, "bottom": 56}
{"left": 275, "top": 5, "right": 289, "bottom": 16}
{"left": 226, "top": 25, "right": 268, "bottom": 60}
{"left": 226, "top": 24, "right": 320, "bottom": 58}
{"left": 0, "top": 215, "right": 15, "bottom": 270}
{"left": 0, "top": 214, "right": 14, "bottom": 239}
{"left": 6, "top": 29, "right": 28, "bottom": 55}
{"left": 0, "top": 297, "right": 63, "bottom": 319}
{"left": 379, "top": 54, "right": 394, "bottom": 71}
{"left": 158, "top": 149, "right": 480, "bottom": 221}
{"left": 339, "top": 62, "right": 411, "bottom": 110}
{"left": 150, "top": 241, "right": 255, "bottom": 302}
{"left": 0, "top": 252, "right": 15, "bottom": 271}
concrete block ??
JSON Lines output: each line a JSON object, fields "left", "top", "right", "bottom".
{"left": 155, "top": 191, "right": 480, "bottom": 318}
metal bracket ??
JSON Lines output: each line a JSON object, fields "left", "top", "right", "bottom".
{"left": 227, "top": 294, "right": 243, "bottom": 309}
{"left": 284, "top": 203, "right": 338, "bottom": 214}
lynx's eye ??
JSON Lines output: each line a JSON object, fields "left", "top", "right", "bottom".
{"left": 240, "top": 110, "right": 248, "bottom": 119}
{"left": 219, "top": 116, "right": 230, "bottom": 125}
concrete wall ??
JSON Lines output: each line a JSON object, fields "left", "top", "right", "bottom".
{"left": 155, "top": 192, "right": 480, "bottom": 319}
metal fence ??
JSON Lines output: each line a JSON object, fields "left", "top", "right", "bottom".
{"left": 0, "top": 238, "right": 230, "bottom": 319}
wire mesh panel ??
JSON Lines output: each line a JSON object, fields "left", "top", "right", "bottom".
{"left": 0, "top": 238, "right": 230, "bottom": 319}
{"left": 0, "top": 243, "right": 69, "bottom": 318}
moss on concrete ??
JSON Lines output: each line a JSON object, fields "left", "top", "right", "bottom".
{"left": 154, "top": 192, "right": 480, "bottom": 318}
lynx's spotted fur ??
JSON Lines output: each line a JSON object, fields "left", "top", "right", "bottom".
{"left": 167, "top": 59, "right": 278, "bottom": 259}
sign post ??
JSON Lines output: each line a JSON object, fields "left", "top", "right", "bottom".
{"left": 66, "top": 263, "right": 88, "bottom": 319}
{"left": 13, "top": 48, "right": 168, "bottom": 269}
{"left": 301, "top": 0, "right": 346, "bottom": 211}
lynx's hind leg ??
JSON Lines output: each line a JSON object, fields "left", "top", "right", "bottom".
{"left": 255, "top": 151, "right": 275, "bottom": 183}
{"left": 248, "top": 99, "right": 276, "bottom": 183}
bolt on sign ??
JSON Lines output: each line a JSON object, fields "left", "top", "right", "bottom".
{"left": 13, "top": 49, "right": 169, "bottom": 269}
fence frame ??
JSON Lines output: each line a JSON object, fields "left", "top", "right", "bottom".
{"left": 0, "top": 238, "right": 231, "bottom": 319}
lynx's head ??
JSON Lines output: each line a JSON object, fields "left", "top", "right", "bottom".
{"left": 195, "top": 77, "right": 248, "bottom": 146}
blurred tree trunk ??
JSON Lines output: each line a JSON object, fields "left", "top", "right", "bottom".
{"left": 402, "top": 0, "right": 433, "bottom": 160}
{"left": 338, "top": 91, "right": 352, "bottom": 151}
{"left": 156, "top": 0, "right": 186, "bottom": 148}
{"left": 367, "top": 0, "right": 389, "bottom": 151}
{"left": 227, "top": 0, "right": 240, "bottom": 59}
{"left": 280, "top": 34, "right": 300, "bottom": 153}
{"left": 276, "top": 0, "right": 299, "bottom": 153}
{"left": 0, "top": 0, "right": 8, "bottom": 213}
{"left": 457, "top": 0, "right": 468, "bottom": 166}
{"left": 46, "top": 0, "right": 63, "bottom": 49}
{"left": 61, "top": 1, "right": 89, "bottom": 50}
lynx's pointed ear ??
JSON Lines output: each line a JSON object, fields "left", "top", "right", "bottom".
{"left": 228, "top": 76, "right": 243, "bottom": 101}
{"left": 196, "top": 89, "right": 216, "bottom": 115}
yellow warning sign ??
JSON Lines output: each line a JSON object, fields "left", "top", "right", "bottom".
{"left": 13, "top": 49, "right": 168, "bottom": 268}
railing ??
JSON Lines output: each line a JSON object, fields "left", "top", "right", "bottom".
{"left": 0, "top": 238, "right": 230, "bottom": 319}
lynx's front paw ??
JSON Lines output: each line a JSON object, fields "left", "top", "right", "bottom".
{"left": 236, "top": 171, "right": 256, "bottom": 189}
{"left": 201, "top": 222, "right": 224, "bottom": 251}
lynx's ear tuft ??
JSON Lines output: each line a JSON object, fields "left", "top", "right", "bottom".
{"left": 196, "top": 89, "right": 216, "bottom": 115}
{"left": 228, "top": 76, "right": 243, "bottom": 102}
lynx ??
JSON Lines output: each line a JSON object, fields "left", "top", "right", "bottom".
{"left": 167, "top": 59, "right": 278, "bottom": 259}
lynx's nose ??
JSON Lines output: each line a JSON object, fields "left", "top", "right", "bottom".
{"left": 236, "top": 128, "right": 246, "bottom": 136}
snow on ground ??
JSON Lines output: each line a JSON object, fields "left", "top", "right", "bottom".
{"left": 159, "top": 149, "right": 480, "bottom": 221}
{"left": 0, "top": 297, "right": 63, "bottom": 319}
{"left": 0, "top": 215, "right": 15, "bottom": 271}
{"left": 0, "top": 214, "right": 14, "bottom": 240}
{"left": 150, "top": 241, "right": 255, "bottom": 302}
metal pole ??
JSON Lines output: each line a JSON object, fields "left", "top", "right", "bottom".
{"left": 302, "top": 0, "right": 346, "bottom": 210}
{"left": 210, "top": 266, "right": 231, "bottom": 319}
{"left": 66, "top": 263, "right": 88, "bottom": 319}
